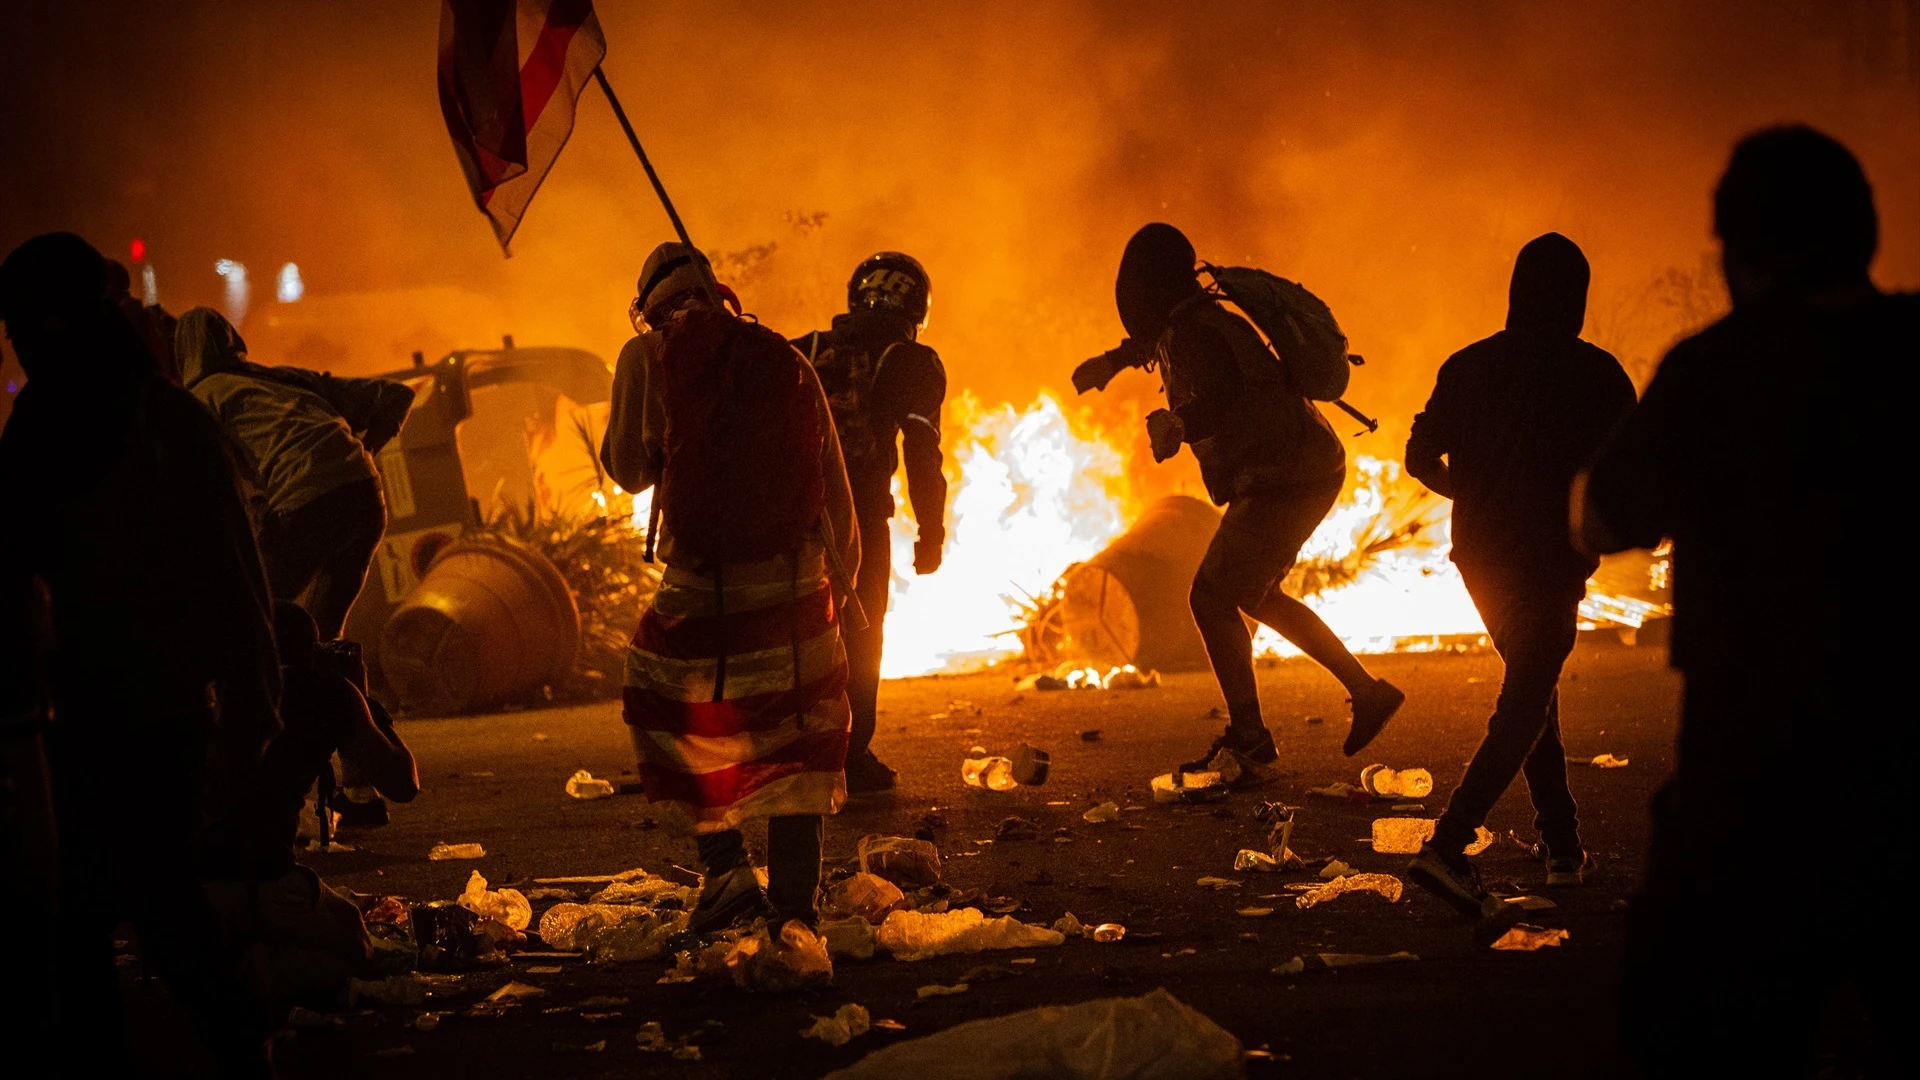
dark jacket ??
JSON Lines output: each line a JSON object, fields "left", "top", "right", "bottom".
{"left": 1159, "top": 298, "right": 1345, "bottom": 505}
{"left": 1406, "top": 234, "right": 1636, "bottom": 587}
{"left": 794, "top": 314, "right": 948, "bottom": 537}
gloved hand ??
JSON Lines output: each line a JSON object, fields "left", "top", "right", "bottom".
{"left": 913, "top": 533, "right": 944, "bottom": 575}
{"left": 1072, "top": 339, "right": 1146, "bottom": 394}
{"left": 1146, "top": 408, "right": 1185, "bottom": 463}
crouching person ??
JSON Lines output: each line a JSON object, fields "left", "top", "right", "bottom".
{"left": 602, "top": 244, "right": 860, "bottom": 932}
{"left": 200, "top": 601, "right": 420, "bottom": 1010}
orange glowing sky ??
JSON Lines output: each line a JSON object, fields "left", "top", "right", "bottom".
{"left": 4, "top": 1, "right": 1917, "bottom": 484}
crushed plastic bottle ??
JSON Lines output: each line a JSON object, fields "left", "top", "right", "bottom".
{"left": 456, "top": 870, "right": 531, "bottom": 931}
{"left": 962, "top": 756, "right": 1017, "bottom": 791}
{"left": 1359, "top": 764, "right": 1434, "bottom": 799}
{"left": 1234, "top": 849, "right": 1280, "bottom": 873}
{"left": 1089, "top": 923, "right": 1127, "bottom": 942}
{"left": 1368, "top": 819, "right": 1495, "bottom": 855}
{"left": 428, "top": 842, "right": 486, "bottom": 861}
{"left": 565, "top": 769, "right": 617, "bottom": 800}
{"left": 1081, "top": 801, "right": 1121, "bottom": 824}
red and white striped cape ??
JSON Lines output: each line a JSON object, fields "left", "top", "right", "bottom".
{"left": 622, "top": 549, "right": 850, "bottom": 833}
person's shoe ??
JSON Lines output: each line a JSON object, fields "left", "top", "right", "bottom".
{"left": 329, "top": 790, "right": 389, "bottom": 828}
{"left": 686, "top": 864, "right": 775, "bottom": 935}
{"left": 1180, "top": 724, "right": 1278, "bottom": 773}
{"left": 1407, "top": 843, "right": 1495, "bottom": 919}
{"left": 1526, "top": 840, "right": 1591, "bottom": 887}
{"left": 844, "top": 749, "right": 898, "bottom": 793}
{"left": 1344, "top": 679, "right": 1406, "bottom": 757}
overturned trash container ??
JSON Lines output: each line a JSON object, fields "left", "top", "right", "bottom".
{"left": 381, "top": 536, "right": 580, "bottom": 714}
{"left": 1059, "top": 495, "right": 1221, "bottom": 673}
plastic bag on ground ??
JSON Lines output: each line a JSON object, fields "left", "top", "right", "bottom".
{"left": 963, "top": 755, "right": 1018, "bottom": 791}
{"left": 1490, "top": 924, "right": 1570, "bottom": 951}
{"left": 682, "top": 919, "right": 834, "bottom": 992}
{"left": 822, "top": 872, "right": 907, "bottom": 923}
{"left": 1294, "top": 873, "right": 1404, "bottom": 909}
{"left": 1369, "top": 819, "right": 1495, "bottom": 856}
{"left": 536, "top": 902, "right": 687, "bottom": 961}
{"left": 823, "top": 988, "right": 1242, "bottom": 1080}
{"left": 456, "top": 871, "right": 532, "bottom": 931}
{"left": 876, "top": 907, "right": 1066, "bottom": 962}
{"left": 565, "top": 769, "right": 617, "bottom": 800}
{"left": 858, "top": 835, "right": 943, "bottom": 887}
{"left": 803, "top": 1003, "right": 873, "bottom": 1047}
{"left": 588, "top": 870, "right": 692, "bottom": 908}
{"left": 820, "top": 916, "right": 878, "bottom": 960}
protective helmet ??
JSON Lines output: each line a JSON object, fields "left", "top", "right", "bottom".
{"left": 847, "top": 251, "right": 931, "bottom": 328}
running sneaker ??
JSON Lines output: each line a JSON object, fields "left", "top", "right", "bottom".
{"left": 843, "top": 748, "right": 899, "bottom": 793}
{"left": 1180, "top": 724, "right": 1278, "bottom": 773}
{"left": 1526, "top": 840, "right": 1591, "bottom": 887}
{"left": 1407, "top": 843, "right": 1495, "bottom": 919}
{"left": 1343, "top": 679, "right": 1406, "bottom": 757}
{"left": 686, "top": 864, "right": 775, "bottom": 935}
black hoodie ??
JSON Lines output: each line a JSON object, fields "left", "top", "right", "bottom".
{"left": 1405, "top": 233, "right": 1636, "bottom": 588}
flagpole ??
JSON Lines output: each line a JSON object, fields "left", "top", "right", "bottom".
{"left": 591, "top": 66, "right": 723, "bottom": 307}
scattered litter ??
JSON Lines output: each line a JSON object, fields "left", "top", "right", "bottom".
{"left": 1011, "top": 742, "right": 1051, "bottom": 785}
{"left": 961, "top": 755, "right": 1017, "bottom": 791}
{"left": 1235, "top": 907, "right": 1275, "bottom": 917}
{"left": 565, "top": 769, "right": 617, "bottom": 800}
{"left": 410, "top": 1012, "right": 448, "bottom": 1031}
{"left": 1574, "top": 753, "right": 1630, "bottom": 769}
{"left": 981, "top": 896, "right": 1023, "bottom": 915}
{"left": 1294, "top": 873, "right": 1404, "bottom": 909}
{"left": 1307, "top": 782, "right": 1357, "bottom": 799}
{"left": 1490, "top": 924, "right": 1571, "bottom": 951}
{"left": 1359, "top": 764, "right": 1434, "bottom": 799}
{"left": 1503, "top": 895, "right": 1559, "bottom": 911}
{"left": 1369, "top": 818, "right": 1495, "bottom": 855}
{"left": 1051, "top": 912, "right": 1085, "bottom": 937}
{"left": 1079, "top": 729, "right": 1102, "bottom": 742}
{"left": 803, "top": 1003, "right": 873, "bottom": 1046}
{"left": 428, "top": 842, "right": 486, "bottom": 861}
{"left": 877, "top": 907, "right": 1066, "bottom": 961}
{"left": 348, "top": 973, "right": 428, "bottom": 1007}
{"left": 523, "top": 965, "right": 562, "bottom": 974}
{"left": 823, "top": 872, "right": 907, "bottom": 923}
{"left": 485, "top": 981, "right": 548, "bottom": 1003}
{"left": 917, "top": 982, "right": 970, "bottom": 998}
{"left": 673, "top": 920, "right": 834, "bottom": 992}
{"left": 1316, "top": 951, "right": 1419, "bottom": 968}
{"left": 1089, "top": 923, "right": 1126, "bottom": 943}
{"left": 994, "top": 817, "right": 1040, "bottom": 841}
{"left": 536, "top": 897, "right": 689, "bottom": 962}
{"left": 858, "top": 835, "right": 943, "bottom": 887}
{"left": 1150, "top": 770, "right": 1228, "bottom": 804}
{"left": 1318, "top": 860, "right": 1354, "bottom": 880}
{"left": 821, "top": 916, "right": 879, "bottom": 960}
{"left": 457, "top": 871, "right": 532, "bottom": 931}
{"left": 1233, "top": 850, "right": 1281, "bottom": 873}
{"left": 875, "top": 1018, "right": 907, "bottom": 1030}
{"left": 1080, "top": 801, "right": 1121, "bottom": 824}
{"left": 1272, "top": 957, "right": 1306, "bottom": 975}
{"left": 1195, "top": 876, "right": 1241, "bottom": 891}
{"left": 821, "top": 989, "right": 1240, "bottom": 1080}
{"left": 1391, "top": 802, "right": 1424, "bottom": 812}
{"left": 1010, "top": 957, "right": 1037, "bottom": 966}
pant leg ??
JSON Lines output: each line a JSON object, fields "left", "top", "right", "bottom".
{"left": 303, "top": 479, "right": 387, "bottom": 640}
{"left": 1432, "top": 576, "right": 1580, "bottom": 854}
{"left": 695, "top": 829, "right": 748, "bottom": 875}
{"left": 1520, "top": 687, "right": 1581, "bottom": 854}
{"left": 765, "top": 814, "right": 823, "bottom": 924}
{"left": 842, "top": 511, "right": 893, "bottom": 759}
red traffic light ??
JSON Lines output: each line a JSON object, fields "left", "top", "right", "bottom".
{"left": 130, "top": 238, "right": 146, "bottom": 263}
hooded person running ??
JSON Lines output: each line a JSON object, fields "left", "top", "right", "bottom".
{"left": 1402, "top": 233, "right": 1636, "bottom": 915}
{"left": 175, "top": 307, "right": 413, "bottom": 641}
{"left": 602, "top": 243, "right": 860, "bottom": 932}
{"left": 1076, "top": 224, "right": 1405, "bottom": 771}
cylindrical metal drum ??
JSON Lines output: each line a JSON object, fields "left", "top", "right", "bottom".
{"left": 1058, "top": 495, "right": 1222, "bottom": 672}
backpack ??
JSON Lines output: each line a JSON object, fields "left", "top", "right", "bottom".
{"left": 655, "top": 308, "right": 825, "bottom": 563}
{"left": 1201, "top": 264, "right": 1355, "bottom": 402}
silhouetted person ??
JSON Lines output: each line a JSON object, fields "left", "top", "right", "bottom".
{"left": 1576, "top": 127, "right": 1914, "bottom": 1076}
{"left": 201, "top": 602, "right": 417, "bottom": 1014}
{"left": 176, "top": 306, "right": 413, "bottom": 640}
{"left": 1076, "top": 224, "right": 1403, "bottom": 771}
{"left": 106, "top": 258, "right": 179, "bottom": 384}
{"left": 1402, "top": 233, "right": 1635, "bottom": 916}
{"left": 792, "top": 253, "right": 948, "bottom": 792}
{"left": 0, "top": 233, "right": 281, "bottom": 1076}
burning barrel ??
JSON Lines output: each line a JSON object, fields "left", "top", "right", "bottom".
{"left": 380, "top": 536, "right": 581, "bottom": 714}
{"left": 1058, "top": 495, "right": 1222, "bottom": 672}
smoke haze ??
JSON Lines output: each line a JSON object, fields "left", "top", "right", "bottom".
{"left": 4, "top": 0, "right": 1917, "bottom": 487}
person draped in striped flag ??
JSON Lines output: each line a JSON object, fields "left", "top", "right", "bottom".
{"left": 601, "top": 243, "right": 861, "bottom": 932}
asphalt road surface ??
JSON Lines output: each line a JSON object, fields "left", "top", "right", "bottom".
{"left": 172, "top": 638, "right": 1684, "bottom": 1078}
